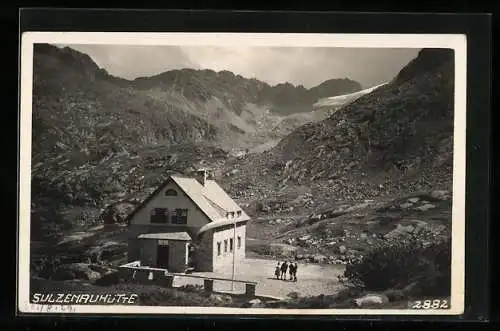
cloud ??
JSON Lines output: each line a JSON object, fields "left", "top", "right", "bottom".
{"left": 60, "top": 44, "right": 420, "bottom": 88}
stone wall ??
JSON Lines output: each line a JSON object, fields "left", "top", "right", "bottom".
{"left": 118, "top": 265, "right": 173, "bottom": 287}
{"left": 195, "top": 231, "right": 213, "bottom": 272}
{"left": 168, "top": 241, "right": 189, "bottom": 273}
{"left": 117, "top": 265, "right": 258, "bottom": 298}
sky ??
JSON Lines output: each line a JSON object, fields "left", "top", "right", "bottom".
{"left": 58, "top": 44, "right": 421, "bottom": 89}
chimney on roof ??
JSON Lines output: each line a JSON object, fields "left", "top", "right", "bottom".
{"left": 193, "top": 168, "right": 208, "bottom": 186}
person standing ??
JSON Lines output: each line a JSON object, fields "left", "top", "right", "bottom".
{"left": 274, "top": 262, "right": 281, "bottom": 280}
{"left": 288, "top": 261, "right": 294, "bottom": 281}
{"left": 292, "top": 261, "right": 298, "bottom": 282}
{"left": 280, "top": 261, "right": 288, "bottom": 280}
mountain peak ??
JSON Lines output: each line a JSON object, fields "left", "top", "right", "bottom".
{"left": 268, "top": 47, "right": 454, "bottom": 197}
{"left": 394, "top": 48, "right": 454, "bottom": 84}
{"left": 35, "top": 44, "right": 364, "bottom": 116}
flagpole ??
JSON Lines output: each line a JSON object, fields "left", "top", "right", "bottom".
{"left": 231, "top": 214, "right": 236, "bottom": 292}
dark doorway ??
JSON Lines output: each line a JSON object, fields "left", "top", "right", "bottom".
{"left": 187, "top": 244, "right": 195, "bottom": 268}
{"left": 157, "top": 245, "right": 170, "bottom": 269}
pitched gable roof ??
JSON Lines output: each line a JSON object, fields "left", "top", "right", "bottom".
{"left": 168, "top": 175, "right": 223, "bottom": 222}
{"left": 203, "top": 180, "right": 244, "bottom": 213}
{"left": 125, "top": 174, "right": 250, "bottom": 226}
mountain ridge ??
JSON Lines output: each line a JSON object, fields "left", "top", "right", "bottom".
{"left": 276, "top": 48, "right": 454, "bottom": 182}
{"left": 32, "top": 43, "right": 368, "bottom": 161}
{"left": 49, "top": 44, "right": 363, "bottom": 116}
{"left": 30, "top": 43, "right": 366, "bottom": 240}
{"left": 218, "top": 48, "right": 455, "bottom": 204}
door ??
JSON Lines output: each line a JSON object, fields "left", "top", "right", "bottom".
{"left": 156, "top": 245, "right": 170, "bottom": 269}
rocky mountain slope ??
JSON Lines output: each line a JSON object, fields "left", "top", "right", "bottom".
{"left": 32, "top": 44, "right": 219, "bottom": 240}
{"left": 215, "top": 48, "right": 455, "bottom": 265}
{"left": 221, "top": 48, "right": 455, "bottom": 203}
{"left": 133, "top": 70, "right": 361, "bottom": 116}
{"left": 30, "top": 44, "right": 363, "bottom": 241}
{"left": 34, "top": 44, "right": 363, "bottom": 153}
{"left": 275, "top": 48, "right": 455, "bottom": 191}
{"left": 32, "top": 44, "right": 217, "bottom": 158}
{"left": 30, "top": 47, "right": 456, "bottom": 288}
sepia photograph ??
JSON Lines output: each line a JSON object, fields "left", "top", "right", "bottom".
{"left": 18, "top": 32, "right": 466, "bottom": 315}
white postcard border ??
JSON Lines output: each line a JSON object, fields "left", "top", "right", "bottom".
{"left": 18, "top": 32, "right": 467, "bottom": 315}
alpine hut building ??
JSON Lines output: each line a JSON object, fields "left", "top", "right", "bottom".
{"left": 125, "top": 169, "right": 249, "bottom": 273}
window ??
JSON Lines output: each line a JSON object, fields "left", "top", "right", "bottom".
{"left": 230, "top": 211, "right": 235, "bottom": 218}
{"left": 165, "top": 189, "right": 178, "bottom": 196}
{"left": 150, "top": 208, "right": 168, "bottom": 223}
{"left": 237, "top": 236, "right": 241, "bottom": 249}
{"left": 172, "top": 208, "right": 188, "bottom": 224}
{"left": 217, "top": 242, "right": 221, "bottom": 256}
{"left": 237, "top": 211, "right": 242, "bottom": 217}
{"left": 229, "top": 238, "right": 233, "bottom": 252}
{"left": 224, "top": 240, "right": 228, "bottom": 253}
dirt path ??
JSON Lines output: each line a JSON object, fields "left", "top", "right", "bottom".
{"left": 174, "top": 258, "right": 346, "bottom": 299}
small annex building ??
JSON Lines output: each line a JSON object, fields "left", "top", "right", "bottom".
{"left": 125, "top": 169, "right": 250, "bottom": 273}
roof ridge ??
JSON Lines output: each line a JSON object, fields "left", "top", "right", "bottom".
{"left": 202, "top": 194, "right": 231, "bottom": 213}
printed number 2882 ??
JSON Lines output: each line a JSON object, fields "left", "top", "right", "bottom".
{"left": 410, "top": 299, "right": 449, "bottom": 309}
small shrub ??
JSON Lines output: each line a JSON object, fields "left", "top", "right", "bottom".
{"left": 31, "top": 256, "right": 62, "bottom": 279}
{"left": 286, "top": 293, "right": 356, "bottom": 309}
{"left": 286, "top": 291, "right": 299, "bottom": 299}
{"left": 255, "top": 202, "right": 269, "bottom": 213}
{"left": 339, "top": 231, "right": 451, "bottom": 297}
{"left": 330, "top": 228, "right": 345, "bottom": 237}
{"left": 178, "top": 284, "right": 204, "bottom": 293}
{"left": 94, "top": 271, "right": 121, "bottom": 286}
{"left": 383, "top": 289, "right": 407, "bottom": 302}
{"left": 295, "top": 294, "right": 327, "bottom": 309}
{"left": 331, "top": 287, "right": 366, "bottom": 302}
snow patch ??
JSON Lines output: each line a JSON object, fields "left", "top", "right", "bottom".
{"left": 313, "top": 83, "right": 388, "bottom": 109}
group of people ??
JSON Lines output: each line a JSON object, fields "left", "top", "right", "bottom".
{"left": 275, "top": 260, "right": 298, "bottom": 282}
